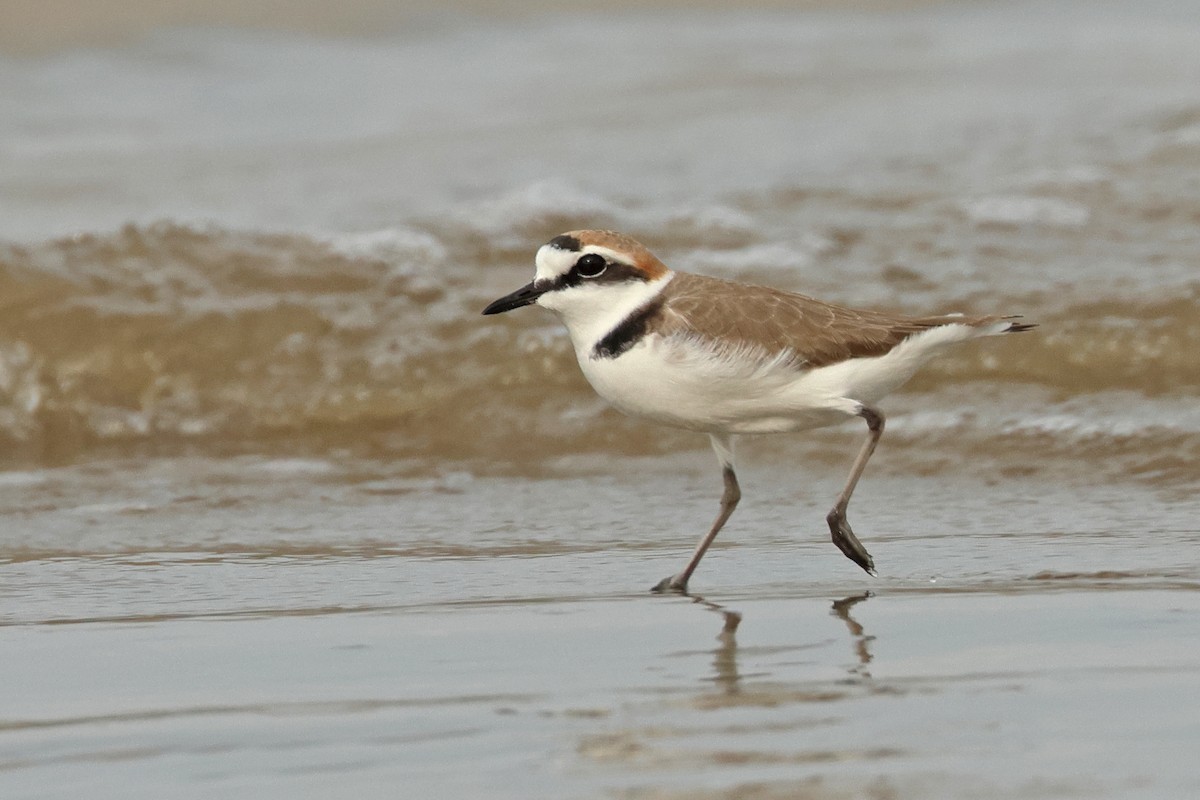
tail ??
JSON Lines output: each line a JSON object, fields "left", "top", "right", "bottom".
{"left": 974, "top": 314, "right": 1037, "bottom": 336}
{"left": 999, "top": 315, "right": 1037, "bottom": 333}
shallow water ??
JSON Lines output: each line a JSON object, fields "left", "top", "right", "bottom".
{"left": 7, "top": 590, "right": 1199, "bottom": 800}
{"left": 3, "top": 452, "right": 1198, "bottom": 798}
{"left": 2, "top": 0, "right": 1200, "bottom": 797}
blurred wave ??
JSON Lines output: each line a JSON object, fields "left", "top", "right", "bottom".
{"left": 1, "top": 216, "right": 1197, "bottom": 469}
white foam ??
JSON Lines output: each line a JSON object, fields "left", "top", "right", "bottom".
{"left": 1013, "top": 166, "right": 1111, "bottom": 188}
{"left": 461, "top": 180, "right": 622, "bottom": 246}
{"left": 962, "top": 195, "right": 1091, "bottom": 228}
{"left": 324, "top": 228, "right": 447, "bottom": 270}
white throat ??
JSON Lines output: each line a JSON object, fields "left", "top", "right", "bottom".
{"left": 538, "top": 272, "right": 674, "bottom": 357}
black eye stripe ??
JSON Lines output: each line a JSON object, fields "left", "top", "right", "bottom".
{"left": 542, "top": 259, "right": 645, "bottom": 293}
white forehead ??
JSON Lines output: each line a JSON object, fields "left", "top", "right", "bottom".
{"left": 534, "top": 243, "right": 628, "bottom": 282}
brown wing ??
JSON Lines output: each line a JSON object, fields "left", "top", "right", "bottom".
{"left": 658, "top": 272, "right": 1001, "bottom": 368}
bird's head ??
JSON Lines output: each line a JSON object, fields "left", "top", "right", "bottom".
{"left": 482, "top": 230, "right": 671, "bottom": 328}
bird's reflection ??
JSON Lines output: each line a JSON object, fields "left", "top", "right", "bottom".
{"left": 674, "top": 590, "right": 874, "bottom": 694}
{"left": 830, "top": 591, "right": 874, "bottom": 681}
{"left": 689, "top": 594, "right": 743, "bottom": 694}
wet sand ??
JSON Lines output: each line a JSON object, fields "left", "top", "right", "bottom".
{"left": 3, "top": 452, "right": 1198, "bottom": 798}
{"left": 9, "top": 589, "right": 1198, "bottom": 799}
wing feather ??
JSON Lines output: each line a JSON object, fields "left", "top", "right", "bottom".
{"left": 658, "top": 272, "right": 1003, "bottom": 368}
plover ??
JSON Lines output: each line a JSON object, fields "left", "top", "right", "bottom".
{"left": 483, "top": 230, "right": 1034, "bottom": 592}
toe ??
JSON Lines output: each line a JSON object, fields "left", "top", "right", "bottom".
{"left": 651, "top": 576, "right": 688, "bottom": 594}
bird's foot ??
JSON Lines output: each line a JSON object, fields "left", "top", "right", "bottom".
{"left": 651, "top": 574, "right": 689, "bottom": 594}
{"left": 827, "top": 509, "right": 877, "bottom": 576}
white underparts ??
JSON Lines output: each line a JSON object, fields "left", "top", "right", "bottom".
{"left": 575, "top": 320, "right": 996, "bottom": 435}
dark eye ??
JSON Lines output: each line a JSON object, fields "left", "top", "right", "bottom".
{"left": 575, "top": 253, "right": 607, "bottom": 278}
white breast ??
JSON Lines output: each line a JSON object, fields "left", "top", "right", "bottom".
{"left": 576, "top": 334, "right": 835, "bottom": 433}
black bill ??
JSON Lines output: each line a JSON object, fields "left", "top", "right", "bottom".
{"left": 481, "top": 281, "right": 547, "bottom": 315}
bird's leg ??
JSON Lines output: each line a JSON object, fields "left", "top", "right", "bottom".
{"left": 653, "top": 434, "right": 740, "bottom": 593}
{"left": 652, "top": 466, "right": 740, "bottom": 593}
{"left": 827, "top": 406, "right": 884, "bottom": 576}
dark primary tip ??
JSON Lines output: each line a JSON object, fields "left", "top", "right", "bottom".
{"left": 548, "top": 234, "right": 581, "bottom": 252}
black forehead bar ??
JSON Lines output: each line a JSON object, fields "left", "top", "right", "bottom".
{"left": 548, "top": 234, "right": 582, "bottom": 252}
